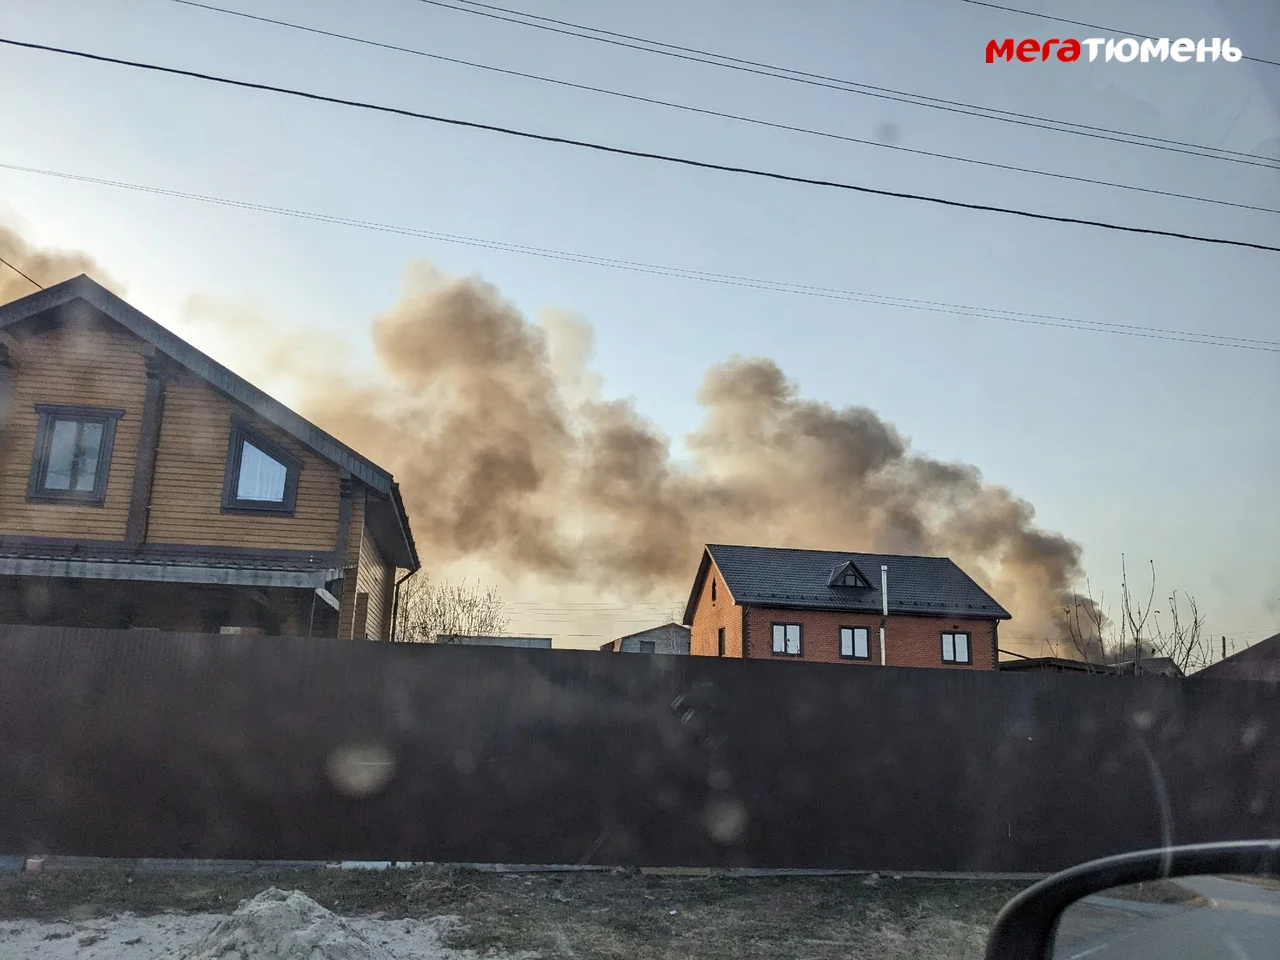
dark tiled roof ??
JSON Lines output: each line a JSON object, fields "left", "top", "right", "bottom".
{"left": 701, "top": 543, "right": 1011, "bottom": 620}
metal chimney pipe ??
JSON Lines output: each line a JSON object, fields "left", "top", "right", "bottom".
{"left": 880, "top": 564, "right": 889, "bottom": 666}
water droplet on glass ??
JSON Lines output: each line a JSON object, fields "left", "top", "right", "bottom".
{"left": 704, "top": 797, "right": 747, "bottom": 844}
{"left": 326, "top": 743, "right": 396, "bottom": 797}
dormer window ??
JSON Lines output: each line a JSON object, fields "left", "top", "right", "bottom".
{"left": 221, "top": 419, "right": 301, "bottom": 515}
{"left": 828, "top": 560, "right": 870, "bottom": 589}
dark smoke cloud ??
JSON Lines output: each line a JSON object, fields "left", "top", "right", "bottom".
{"left": 289, "top": 264, "right": 1083, "bottom": 637}
{"left": 0, "top": 224, "right": 1085, "bottom": 638}
{"left": 0, "top": 222, "right": 118, "bottom": 303}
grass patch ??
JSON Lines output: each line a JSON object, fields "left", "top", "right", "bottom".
{"left": 0, "top": 867, "right": 1027, "bottom": 959}
{"left": 1101, "top": 879, "right": 1207, "bottom": 907}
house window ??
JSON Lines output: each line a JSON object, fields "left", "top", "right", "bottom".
{"left": 717, "top": 627, "right": 726, "bottom": 657}
{"left": 711, "top": 578, "right": 717, "bottom": 603}
{"left": 942, "top": 632, "right": 972, "bottom": 664}
{"left": 840, "top": 626, "right": 870, "bottom": 660}
{"left": 771, "top": 623, "right": 802, "bottom": 657}
{"left": 221, "top": 419, "right": 301, "bottom": 515}
{"left": 639, "top": 640, "right": 656, "bottom": 653}
{"left": 26, "top": 405, "right": 123, "bottom": 504}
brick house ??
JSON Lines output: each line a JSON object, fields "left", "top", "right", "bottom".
{"left": 683, "top": 544, "right": 1011, "bottom": 669}
{"left": 0, "top": 275, "right": 418, "bottom": 639}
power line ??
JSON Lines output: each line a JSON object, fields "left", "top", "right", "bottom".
{"left": 955, "top": 0, "right": 1280, "bottom": 69}
{"left": 4, "top": 160, "right": 1277, "bottom": 352}
{"left": 162, "top": 1, "right": 1280, "bottom": 217}
{"left": 0, "top": 255, "right": 44, "bottom": 289}
{"left": 5, "top": 39, "right": 1279, "bottom": 256}
{"left": 411, "top": 0, "right": 1279, "bottom": 170}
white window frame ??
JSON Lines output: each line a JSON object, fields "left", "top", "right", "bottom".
{"left": 771, "top": 622, "right": 802, "bottom": 657}
{"left": 840, "top": 626, "right": 870, "bottom": 660}
{"left": 942, "top": 631, "right": 972, "bottom": 664}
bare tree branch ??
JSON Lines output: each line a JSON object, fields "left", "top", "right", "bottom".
{"left": 1059, "top": 557, "right": 1212, "bottom": 676}
{"left": 394, "top": 573, "right": 509, "bottom": 643}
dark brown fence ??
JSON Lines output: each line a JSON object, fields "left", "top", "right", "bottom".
{"left": 1, "top": 625, "right": 1276, "bottom": 872}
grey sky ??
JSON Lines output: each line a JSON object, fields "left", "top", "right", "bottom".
{"left": 1, "top": 0, "right": 1277, "bottom": 649}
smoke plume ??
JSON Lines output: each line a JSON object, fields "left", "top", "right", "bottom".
{"left": 282, "top": 264, "right": 1082, "bottom": 638}
{"left": 0, "top": 221, "right": 1086, "bottom": 638}
{"left": 0, "top": 223, "right": 117, "bottom": 303}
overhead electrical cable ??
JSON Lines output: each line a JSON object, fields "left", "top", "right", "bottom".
{"left": 160, "top": 1, "right": 1280, "bottom": 216}
{"left": 3, "top": 160, "right": 1276, "bottom": 353}
{"left": 0, "top": 255, "right": 44, "bottom": 289}
{"left": 3, "top": 38, "right": 1278, "bottom": 255}
{"left": 407, "top": 0, "right": 1279, "bottom": 169}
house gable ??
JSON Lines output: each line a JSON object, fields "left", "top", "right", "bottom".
{"left": 0, "top": 310, "right": 148, "bottom": 541}
{"left": 0, "top": 276, "right": 417, "bottom": 571}
{"left": 682, "top": 547, "right": 739, "bottom": 626}
{"left": 145, "top": 369, "right": 342, "bottom": 552}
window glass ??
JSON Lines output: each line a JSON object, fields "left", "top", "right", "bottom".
{"left": 956, "top": 633, "right": 970, "bottom": 663}
{"left": 73, "top": 422, "right": 103, "bottom": 491}
{"left": 785, "top": 624, "right": 800, "bottom": 655}
{"left": 42, "top": 418, "right": 104, "bottom": 492}
{"left": 43, "top": 419, "right": 78, "bottom": 490}
{"left": 943, "top": 632, "right": 956, "bottom": 661}
{"left": 842, "top": 627, "right": 870, "bottom": 658}
{"left": 772, "top": 624, "right": 785, "bottom": 653}
{"left": 237, "top": 440, "right": 288, "bottom": 501}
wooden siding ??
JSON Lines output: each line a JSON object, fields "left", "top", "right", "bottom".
{"left": 146, "top": 372, "right": 340, "bottom": 550}
{"left": 0, "top": 320, "right": 146, "bottom": 539}
{"left": 337, "top": 494, "right": 366, "bottom": 639}
{"left": 357, "top": 524, "right": 392, "bottom": 640}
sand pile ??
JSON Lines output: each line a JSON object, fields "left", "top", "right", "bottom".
{"left": 176, "top": 888, "right": 389, "bottom": 960}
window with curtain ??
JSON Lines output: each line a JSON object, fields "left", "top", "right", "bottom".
{"left": 221, "top": 420, "right": 301, "bottom": 515}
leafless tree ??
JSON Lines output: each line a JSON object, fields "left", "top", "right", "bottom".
{"left": 1060, "top": 556, "right": 1214, "bottom": 675}
{"left": 394, "top": 573, "right": 509, "bottom": 643}
{"left": 1152, "top": 590, "right": 1212, "bottom": 674}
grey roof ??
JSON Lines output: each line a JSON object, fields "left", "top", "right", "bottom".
{"left": 614, "top": 622, "right": 690, "bottom": 643}
{"left": 1194, "top": 631, "right": 1280, "bottom": 681}
{"left": 0, "top": 551, "right": 331, "bottom": 571}
{"left": 0, "top": 275, "right": 418, "bottom": 570}
{"left": 685, "top": 543, "right": 1011, "bottom": 623}
{"left": 0, "top": 554, "right": 342, "bottom": 589}
{"left": 439, "top": 635, "right": 553, "bottom": 649}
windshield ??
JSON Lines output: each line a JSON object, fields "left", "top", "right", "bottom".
{"left": 1, "top": 1, "right": 1276, "bottom": 958}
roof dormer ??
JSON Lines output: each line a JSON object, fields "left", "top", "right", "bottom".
{"left": 828, "top": 559, "right": 871, "bottom": 588}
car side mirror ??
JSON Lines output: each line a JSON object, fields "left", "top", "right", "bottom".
{"left": 984, "top": 840, "right": 1280, "bottom": 960}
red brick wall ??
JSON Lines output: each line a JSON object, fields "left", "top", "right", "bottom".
{"left": 745, "top": 606, "right": 998, "bottom": 670}
{"left": 688, "top": 561, "right": 743, "bottom": 658}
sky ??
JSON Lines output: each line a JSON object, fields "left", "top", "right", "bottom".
{"left": 0, "top": 0, "right": 1277, "bottom": 651}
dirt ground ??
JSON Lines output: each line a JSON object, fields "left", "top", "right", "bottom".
{"left": 0, "top": 867, "right": 1028, "bottom": 959}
